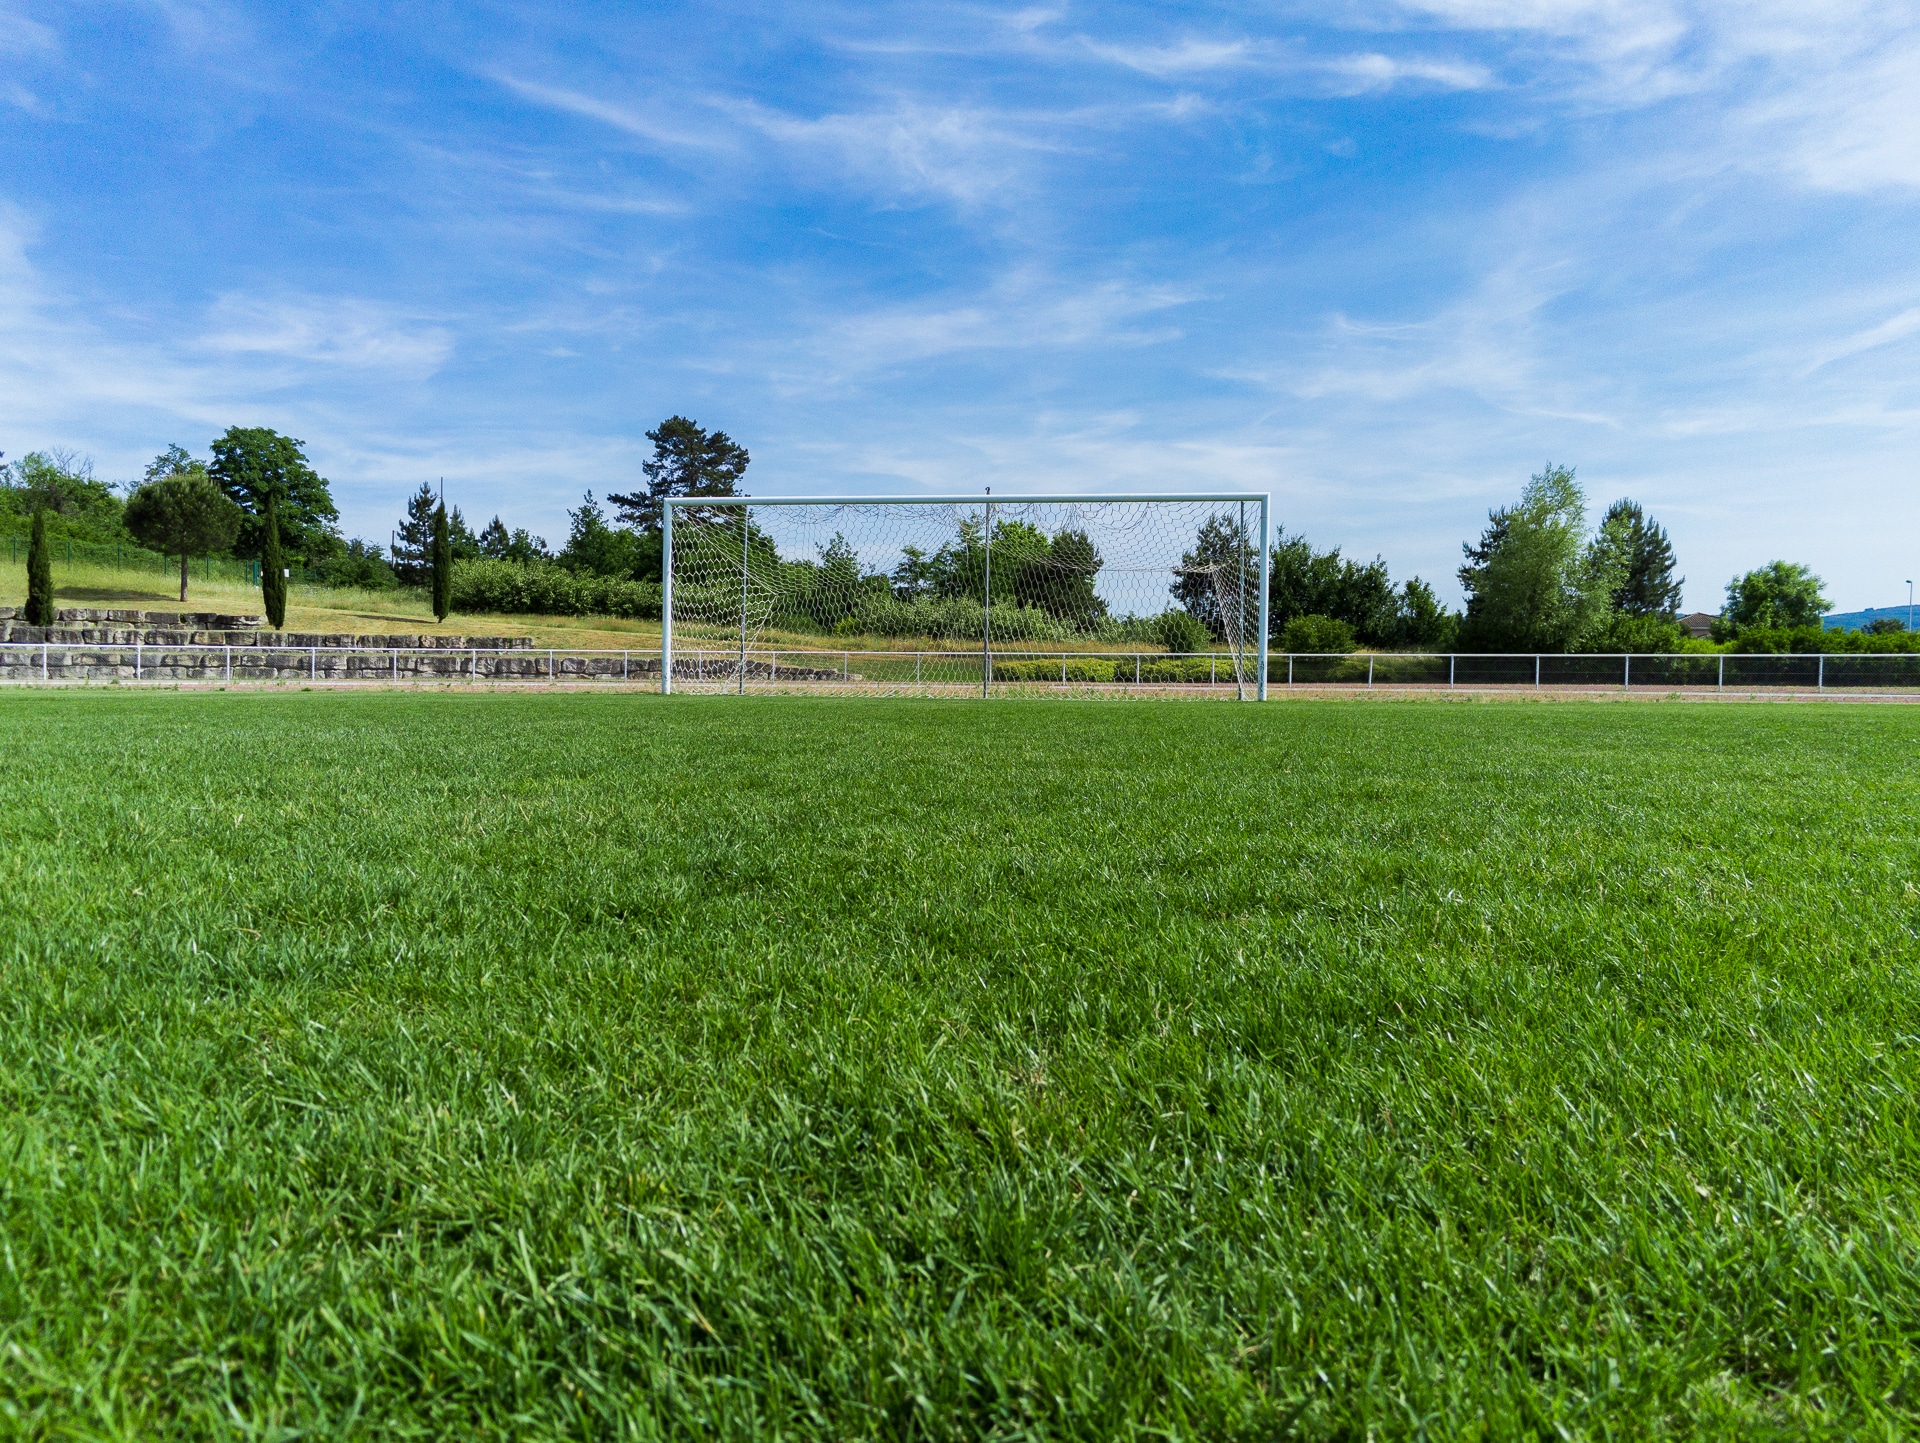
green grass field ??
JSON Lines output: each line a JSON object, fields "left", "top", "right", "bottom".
{"left": 2, "top": 692, "right": 1917, "bottom": 1438}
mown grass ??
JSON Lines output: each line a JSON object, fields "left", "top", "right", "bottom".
{"left": 1, "top": 692, "right": 1917, "bottom": 1439}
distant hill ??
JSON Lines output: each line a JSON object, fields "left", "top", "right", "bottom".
{"left": 1825, "top": 605, "right": 1916, "bottom": 632}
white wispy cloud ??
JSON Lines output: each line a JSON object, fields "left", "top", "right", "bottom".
{"left": 200, "top": 295, "right": 454, "bottom": 375}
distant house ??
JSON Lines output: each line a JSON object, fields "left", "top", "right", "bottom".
{"left": 1679, "top": 611, "right": 1716, "bottom": 639}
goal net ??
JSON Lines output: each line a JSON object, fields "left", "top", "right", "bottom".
{"left": 663, "top": 495, "right": 1269, "bottom": 696}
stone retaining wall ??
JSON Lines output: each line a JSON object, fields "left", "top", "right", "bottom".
{"left": 0, "top": 648, "right": 838, "bottom": 684}
{"left": 0, "top": 624, "right": 534, "bottom": 649}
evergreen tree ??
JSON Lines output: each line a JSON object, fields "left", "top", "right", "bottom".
{"left": 1596, "top": 500, "right": 1683, "bottom": 617}
{"left": 24, "top": 507, "right": 53, "bottom": 626}
{"left": 431, "top": 500, "right": 452, "bottom": 622}
{"left": 607, "top": 416, "right": 750, "bottom": 537}
{"left": 393, "top": 481, "right": 437, "bottom": 585}
{"left": 261, "top": 493, "right": 288, "bottom": 629}
{"left": 1172, "top": 512, "right": 1260, "bottom": 639}
{"left": 478, "top": 515, "right": 549, "bottom": 564}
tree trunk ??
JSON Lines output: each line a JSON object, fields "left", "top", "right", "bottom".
{"left": 179, "top": 551, "right": 190, "bottom": 603}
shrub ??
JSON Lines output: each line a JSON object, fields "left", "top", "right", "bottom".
{"left": 989, "top": 659, "right": 1120, "bottom": 683}
{"left": 1140, "top": 609, "right": 1211, "bottom": 654}
{"left": 1729, "top": 626, "right": 1920, "bottom": 655}
{"left": 450, "top": 559, "right": 662, "bottom": 619}
{"left": 1281, "top": 614, "right": 1356, "bottom": 653}
{"left": 1583, "top": 613, "right": 1687, "bottom": 654}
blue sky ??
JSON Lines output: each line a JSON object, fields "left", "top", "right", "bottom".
{"left": 3, "top": 0, "right": 1916, "bottom": 610}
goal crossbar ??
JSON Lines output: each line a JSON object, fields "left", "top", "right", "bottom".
{"left": 661, "top": 492, "right": 1272, "bottom": 700}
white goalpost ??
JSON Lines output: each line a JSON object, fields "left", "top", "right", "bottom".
{"left": 661, "top": 493, "right": 1271, "bottom": 698}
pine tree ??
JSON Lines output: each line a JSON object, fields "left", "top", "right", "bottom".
{"left": 392, "top": 481, "right": 438, "bottom": 586}
{"left": 261, "top": 493, "right": 288, "bottom": 629}
{"left": 24, "top": 507, "right": 53, "bottom": 626}
{"left": 1597, "top": 500, "right": 1684, "bottom": 617}
{"left": 431, "top": 500, "right": 452, "bottom": 622}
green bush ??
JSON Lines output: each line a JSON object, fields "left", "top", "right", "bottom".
{"left": 988, "top": 659, "right": 1121, "bottom": 683}
{"left": 1582, "top": 613, "right": 1688, "bottom": 653}
{"left": 1280, "top": 614, "right": 1355, "bottom": 653}
{"left": 1136, "top": 609, "right": 1211, "bottom": 654}
{"left": 843, "top": 594, "right": 1091, "bottom": 642}
{"left": 1729, "top": 626, "right": 1920, "bottom": 655}
{"left": 451, "top": 559, "right": 662, "bottom": 619}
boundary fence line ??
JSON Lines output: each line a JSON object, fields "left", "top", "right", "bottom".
{"left": 5, "top": 643, "right": 1920, "bottom": 693}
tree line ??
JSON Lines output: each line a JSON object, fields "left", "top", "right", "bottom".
{"left": 3, "top": 423, "right": 1888, "bottom": 652}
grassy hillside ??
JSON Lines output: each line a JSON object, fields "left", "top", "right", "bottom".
{"left": 0, "top": 558, "right": 663, "bottom": 649}
{"left": 2, "top": 693, "right": 1917, "bottom": 1436}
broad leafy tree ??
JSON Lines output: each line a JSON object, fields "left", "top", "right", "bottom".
{"left": 1720, "top": 562, "right": 1829, "bottom": 633}
{"left": 558, "top": 492, "right": 645, "bottom": 578}
{"left": 1264, "top": 527, "right": 1409, "bottom": 646}
{"left": 608, "top": 416, "right": 751, "bottom": 538}
{"left": 208, "top": 428, "right": 341, "bottom": 562}
{"left": 1394, "top": 577, "right": 1458, "bottom": 649}
{"left": 123, "top": 470, "right": 243, "bottom": 602}
{"left": 1458, "top": 463, "right": 1619, "bottom": 652}
{"left": 3, "top": 450, "right": 125, "bottom": 542}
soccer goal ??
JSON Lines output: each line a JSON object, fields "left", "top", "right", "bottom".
{"left": 661, "top": 493, "right": 1270, "bottom": 698}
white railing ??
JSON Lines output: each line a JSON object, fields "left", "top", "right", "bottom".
{"left": 5, "top": 642, "right": 1920, "bottom": 693}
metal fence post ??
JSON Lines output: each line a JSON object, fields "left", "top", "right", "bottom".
{"left": 1449, "top": 654, "right": 1455, "bottom": 689}
{"left": 1367, "top": 656, "right": 1374, "bottom": 687}
{"left": 1818, "top": 654, "right": 1825, "bottom": 691}
{"left": 1288, "top": 654, "right": 1294, "bottom": 687}
{"left": 917, "top": 653, "right": 923, "bottom": 685}
{"left": 135, "top": 641, "right": 141, "bottom": 681}
{"left": 225, "top": 645, "right": 231, "bottom": 683}
{"left": 1534, "top": 654, "right": 1541, "bottom": 688}
{"left": 311, "top": 647, "right": 317, "bottom": 680}
{"left": 42, "top": 641, "right": 48, "bottom": 681}
{"left": 1624, "top": 654, "right": 1631, "bottom": 691}
{"left": 1062, "top": 654, "right": 1068, "bottom": 685}
{"left": 1718, "top": 654, "right": 1724, "bottom": 691}
{"left": 393, "top": 648, "right": 398, "bottom": 682}
{"left": 624, "top": 650, "right": 629, "bottom": 682}
{"left": 549, "top": 648, "right": 555, "bottom": 683}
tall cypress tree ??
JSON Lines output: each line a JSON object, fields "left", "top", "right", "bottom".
{"left": 261, "top": 493, "right": 288, "bottom": 629}
{"left": 24, "top": 507, "right": 54, "bottom": 627}
{"left": 431, "top": 500, "right": 452, "bottom": 622}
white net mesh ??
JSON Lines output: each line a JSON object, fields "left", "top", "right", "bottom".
{"left": 666, "top": 498, "right": 1265, "bottom": 695}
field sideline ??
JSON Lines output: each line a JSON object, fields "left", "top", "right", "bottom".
{"left": 2, "top": 692, "right": 1917, "bottom": 1437}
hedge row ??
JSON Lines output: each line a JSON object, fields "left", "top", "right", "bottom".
{"left": 451, "top": 560, "right": 662, "bottom": 619}
{"left": 989, "top": 657, "right": 1243, "bottom": 683}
